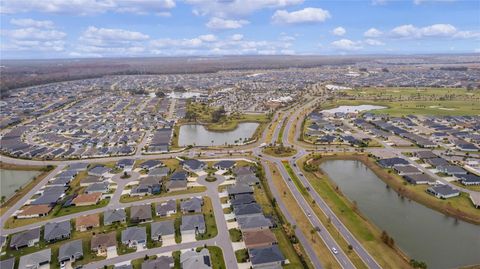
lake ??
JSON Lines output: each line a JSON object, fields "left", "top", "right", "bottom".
{"left": 178, "top": 122, "right": 259, "bottom": 146}
{"left": 1, "top": 169, "right": 41, "bottom": 200}
{"left": 322, "top": 105, "right": 386, "bottom": 114}
{"left": 320, "top": 160, "right": 480, "bottom": 269}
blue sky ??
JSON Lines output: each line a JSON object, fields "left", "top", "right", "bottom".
{"left": 1, "top": 0, "right": 479, "bottom": 59}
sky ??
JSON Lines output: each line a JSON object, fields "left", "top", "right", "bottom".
{"left": 0, "top": 0, "right": 479, "bottom": 59}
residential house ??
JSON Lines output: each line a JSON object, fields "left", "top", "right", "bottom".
{"left": 181, "top": 214, "right": 206, "bottom": 236}
{"left": 393, "top": 165, "right": 423, "bottom": 176}
{"left": 155, "top": 200, "right": 177, "bottom": 217}
{"left": 237, "top": 215, "right": 273, "bottom": 232}
{"left": 414, "top": 151, "right": 437, "bottom": 159}
{"left": 182, "top": 159, "right": 206, "bottom": 173}
{"left": 181, "top": 197, "right": 203, "bottom": 213}
{"left": 233, "top": 203, "right": 263, "bottom": 218}
{"left": 427, "top": 185, "right": 460, "bottom": 199}
{"left": 91, "top": 232, "right": 117, "bottom": 256}
{"left": 80, "top": 175, "right": 103, "bottom": 187}
{"left": 378, "top": 157, "right": 409, "bottom": 168}
{"left": 425, "top": 157, "right": 450, "bottom": 168}
{"left": 89, "top": 166, "right": 111, "bottom": 177}
{"left": 213, "top": 160, "right": 236, "bottom": 170}
{"left": 121, "top": 227, "right": 147, "bottom": 248}
{"left": 237, "top": 174, "right": 260, "bottom": 186}
{"left": 149, "top": 167, "right": 170, "bottom": 177}
{"left": 117, "top": 159, "right": 135, "bottom": 172}
{"left": 437, "top": 165, "right": 468, "bottom": 176}
{"left": 456, "top": 174, "right": 480, "bottom": 186}
{"left": 58, "top": 239, "right": 83, "bottom": 263}
{"left": 18, "top": 249, "right": 51, "bottom": 269}
{"left": 403, "top": 174, "right": 436, "bottom": 185}
{"left": 180, "top": 249, "right": 212, "bottom": 269}
{"left": 44, "top": 220, "right": 71, "bottom": 243}
{"left": 249, "top": 245, "right": 285, "bottom": 269}
{"left": 0, "top": 258, "right": 14, "bottom": 269}
{"left": 140, "top": 160, "right": 163, "bottom": 171}
{"left": 10, "top": 228, "right": 41, "bottom": 250}
{"left": 227, "top": 183, "right": 253, "bottom": 198}
{"left": 167, "top": 180, "right": 187, "bottom": 192}
{"left": 104, "top": 208, "right": 127, "bottom": 225}
{"left": 30, "top": 186, "right": 66, "bottom": 206}
{"left": 243, "top": 229, "right": 277, "bottom": 249}
{"left": 151, "top": 220, "right": 175, "bottom": 243}
{"left": 75, "top": 214, "right": 100, "bottom": 231}
{"left": 69, "top": 163, "right": 89, "bottom": 171}
{"left": 85, "top": 182, "right": 109, "bottom": 194}
{"left": 72, "top": 193, "right": 102, "bottom": 206}
{"left": 17, "top": 204, "right": 52, "bottom": 219}
{"left": 142, "top": 256, "right": 174, "bottom": 269}
{"left": 230, "top": 194, "right": 256, "bottom": 206}
{"left": 130, "top": 204, "right": 153, "bottom": 223}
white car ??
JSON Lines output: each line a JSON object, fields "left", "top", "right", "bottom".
{"left": 331, "top": 247, "right": 339, "bottom": 255}
{"left": 307, "top": 211, "right": 312, "bottom": 217}
{"left": 60, "top": 262, "right": 66, "bottom": 269}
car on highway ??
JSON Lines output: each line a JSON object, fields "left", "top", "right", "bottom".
{"left": 331, "top": 247, "right": 339, "bottom": 255}
{"left": 307, "top": 211, "right": 312, "bottom": 217}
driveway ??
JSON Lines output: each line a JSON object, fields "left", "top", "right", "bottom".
{"left": 106, "top": 247, "right": 118, "bottom": 259}
{"left": 232, "top": 241, "right": 246, "bottom": 251}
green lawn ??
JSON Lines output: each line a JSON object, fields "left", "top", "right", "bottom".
{"left": 235, "top": 249, "right": 249, "bottom": 263}
{"left": 327, "top": 87, "right": 480, "bottom": 116}
{"left": 196, "top": 197, "right": 218, "bottom": 240}
{"left": 228, "top": 228, "right": 242, "bottom": 242}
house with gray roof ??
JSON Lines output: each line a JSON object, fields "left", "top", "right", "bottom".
{"left": 104, "top": 208, "right": 126, "bottom": 225}
{"left": 237, "top": 174, "right": 260, "bottom": 186}
{"left": 393, "top": 165, "right": 423, "bottom": 176}
{"left": 89, "top": 166, "right": 111, "bottom": 177}
{"left": 58, "top": 239, "right": 83, "bottom": 263}
{"left": 149, "top": 167, "right": 170, "bottom": 177}
{"left": 121, "top": 227, "right": 147, "bottom": 248}
{"left": 181, "top": 249, "right": 211, "bottom": 269}
{"left": 227, "top": 183, "right": 253, "bottom": 198}
{"left": 130, "top": 204, "right": 152, "bottom": 223}
{"left": 182, "top": 159, "right": 206, "bottom": 172}
{"left": 230, "top": 194, "right": 256, "bottom": 206}
{"left": 31, "top": 186, "right": 66, "bottom": 205}
{"left": 151, "top": 220, "right": 175, "bottom": 242}
{"left": 237, "top": 215, "right": 273, "bottom": 232}
{"left": 140, "top": 160, "right": 163, "bottom": 170}
{"left": 142, "top": 256, "right": 174, "bottom": 269}
{"left": 44, "top": 220, "right": 71, "bottom": 243}
{"left": 155, "top": 199, "right": 177, "bottom": 217}
{"left": 213, "top": 160, "right": 236, "bottom": 170}
{"left": 249, "top": 245, "right": 285, "bottom": 268}
{"left": 167, "top": 178, "right": 188, "bottom": 192}
{"left": 18, "top": 248, "right": 51, "bottom": 269}
{"left": 117, "top": 159, "right": 135, "bottom": 171}
{"left": 0, "top": 258, "right": 14, "bottom": 269}
{"left": 437, "top": 165, "right": 468, "bottom": 176}
{"left": 181, "top": 197, "right": 203, "bottom": 213}
{"left": 69, "top": 163, "right": 89, "bottom": 171}
{"left": 80, "top": 175, "right": 103, "bottom": 187}
{"left": 181, "top": 214, "right": 206, "bottom": 236}
{"left": 233, "top": 202, "right": 263, "bottom": 217}
{"left": 10, "top": 227, "right": 40, "bottom": 249}
{"left": 427, "top": 184, "right": 460, "bottom": 199}
{"left": 85, "top": 182, "right": 109, "bottom": 194}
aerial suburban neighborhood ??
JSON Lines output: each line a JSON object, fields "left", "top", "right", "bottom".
{"left": 1, "top": 1, "right": 480, "bottom": 269}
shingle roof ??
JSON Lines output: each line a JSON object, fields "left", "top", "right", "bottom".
{"left": 10, "top": 228, "right": 40, "bottom": 248}
{"left": 44, "top": 220, "right": 71, "bottom": 241}
{"left": 18, "top": 248, "right": 51, "bottom": 269}
{"left": 249, "top": 245, "right": 285, "bottom": 266}
{"left": 58, "top": 239, "right": 83, "bottom": 261}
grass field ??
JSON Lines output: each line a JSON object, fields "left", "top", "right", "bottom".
{"left": 329, "top": 87, "right": 480, "bottom": 116}
{"left": 196, "top": 196, "right": 218, "bottom": 240}
{"left": 262, "top": 145, "right": 297, "bottom": 157}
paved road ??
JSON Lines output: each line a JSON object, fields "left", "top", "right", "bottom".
{"left": 261, "top": 160, "right": 324, "bottom": 269}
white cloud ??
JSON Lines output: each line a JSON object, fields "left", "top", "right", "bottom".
{"left": 390, "top": 23, "right": 467, "bottom": 38}
{"left": 81, "top": 26, "right": 149, "bottom": 42}
{"left": 413, "top": 0, "right": 457, "bottom": 5}
{"left": 453, "top": 31, "right": 480, "bottom": 39}
{"left": 2, "top": 20, "right": 67, "bottom": 52}
{"left": 364, "top": 28, "right": 383, "bottom": 37}
{"left": 364, "top": 39, "right": 385, "bottom": 46}
{"left": 2, "top": 0, "right": 175, "bottom": 15}
{"left": 272, "top": 7, "right": 331, "bottom": 24}
{"left": 199, "top": 34, "right": 217, "bottom": 42}
{"left": 186, "top": 0, "right": 303, "bottom": 18}
{"left": 10, "top": 18, "right": 55, "bottom": 28}
{"left": 230, "top": 34, "right": 244, "bottom": 41}
{"left": 206, "top": 17, "right": 249, "bottom": 29}
{"left": 371, "top": 0, "right": 388, "bottom": 5}
{"left": 332, "top": 27, "right": 346, "bottom": 36}
{"left": 331, "top": 39, "right": 362, "bottom": 51}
